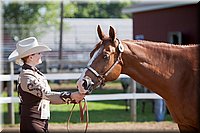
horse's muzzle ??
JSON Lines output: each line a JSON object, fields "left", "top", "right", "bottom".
{"left": 82, "top": 78, "right": 94, "bottom": 94}
{"left": 77, "top": 78, "right": 94, "bottom": 94}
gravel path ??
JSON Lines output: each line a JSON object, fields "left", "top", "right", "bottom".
{"left": 2, "top": 121, "right": 179, "bottom": 132}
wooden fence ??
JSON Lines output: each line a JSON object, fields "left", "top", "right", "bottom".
{"left": 0, "top": 62, "right": 162, "bottom": 124}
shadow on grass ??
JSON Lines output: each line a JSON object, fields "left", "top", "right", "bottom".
{"left": 49, "top": 109, "right": 132, "bottom": 123}
{"left": 50, "top": 109, "right": 172, "bottom": 123}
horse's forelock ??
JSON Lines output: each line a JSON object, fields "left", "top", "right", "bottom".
{"left": 90, "top": 36, "right": 116, "bottom": 58}
{"left": 90, "top": 41, "right": 102, "bottom": 58}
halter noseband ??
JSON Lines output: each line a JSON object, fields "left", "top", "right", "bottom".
{"left": 86, "top": 38, "right": 124, "bottom": 87}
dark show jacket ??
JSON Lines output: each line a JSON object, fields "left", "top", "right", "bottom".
{"left": 18, "top": 64, "right": 67, "bottom": 120}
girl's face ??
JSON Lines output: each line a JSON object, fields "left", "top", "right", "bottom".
{"left": 28, "top": 53, "right": 43, "bottom": 66}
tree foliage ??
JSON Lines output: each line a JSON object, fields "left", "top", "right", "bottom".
{"left": 3, "top": 1, "right": 132, "bottom": 40}
{"left": 63, "top": 1, "right": 132, "bottom": 18}
{"left": 3, "top": 2, "right": 60, "bottom": 40}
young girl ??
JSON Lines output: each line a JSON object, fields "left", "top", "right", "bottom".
{"left": 8, "top": 37, "right": 85, "bottom": 133}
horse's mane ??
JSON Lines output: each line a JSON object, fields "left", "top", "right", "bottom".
{"left": 123, "top": 40, "right": 200, "bottom": 69}
{"left": 122, "top": 39, "right": 198, "bottom": 51}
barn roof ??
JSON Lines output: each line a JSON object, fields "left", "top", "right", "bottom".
{"left": 122, "top": 2, "right": 197, "bottom": 13}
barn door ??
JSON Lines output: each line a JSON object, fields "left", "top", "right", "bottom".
{"left": 168, "top": 32, "right": 182, "bottom": 44}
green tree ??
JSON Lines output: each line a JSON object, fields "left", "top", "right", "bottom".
{"left": 3, "top": 2, "right": 60, "bottom": 40}
{"left": 3, "top": 1, "right": 132, "bottom": 40}
{"left": 63, "top": 1, "right": 132, "bottom": 18}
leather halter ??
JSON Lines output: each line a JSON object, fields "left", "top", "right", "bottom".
{"left": 86, "top": 38, "right": 124, "bottom": 87}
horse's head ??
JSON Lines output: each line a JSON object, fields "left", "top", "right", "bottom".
{"left": 77, "top": 25, "right": 124, "bottom": 94}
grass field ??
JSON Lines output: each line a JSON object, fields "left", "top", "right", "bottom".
{"left": 2, "top": 81, "right": 173, "bottom": 124}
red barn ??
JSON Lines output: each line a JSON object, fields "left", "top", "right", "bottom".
{"left": 123, "top": 2, "right": 199, "bottom": 44}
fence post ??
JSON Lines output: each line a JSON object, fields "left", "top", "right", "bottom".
{"left": 130, "top": 79, "right": 137, "bottom": 121}
{"left": 7, "top": 62, "right": 15, "bottom": 124}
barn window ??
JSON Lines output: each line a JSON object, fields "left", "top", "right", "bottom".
{"left": 135, "top": 34, "right": 144, "bottom": 40}
{"left": 168, "top": 32, "right": 182, "bottom": 45}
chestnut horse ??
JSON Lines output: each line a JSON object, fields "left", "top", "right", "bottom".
{"left": 77, "top": 25, "right": 200, "bottom": 132}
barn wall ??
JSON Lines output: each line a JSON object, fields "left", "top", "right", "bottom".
{"left": 133, "top": 4, "right": 199, "bottom": 44}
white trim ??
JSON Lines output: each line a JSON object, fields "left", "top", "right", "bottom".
{"left": 122, "top": 2, "right": 197, "bottom": 13}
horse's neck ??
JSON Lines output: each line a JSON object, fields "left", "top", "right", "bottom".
{"left": 121, "top": 40, "right": 196, "bottom": 96}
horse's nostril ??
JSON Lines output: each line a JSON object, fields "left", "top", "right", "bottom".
{"left": 82, "top": 79, "right": 88, "bottom": 89}
{"left": 82, "top": 78, "right": 94, "bottom": 94}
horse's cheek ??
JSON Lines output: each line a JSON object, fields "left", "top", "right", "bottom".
{"left": 106, "top": 65, "right": 122, "bottom": 81}
{"left": 115, "top": 65, "right": 122, "bottom": 76}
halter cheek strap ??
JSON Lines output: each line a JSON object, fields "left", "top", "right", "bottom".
{"left": 104, "top": 53, "right": 122, "bottom": 77}
{"left": 87, "top": 66, "right": 105, "bottom": 86}
{"left": 87, "top": 66, "right": 100, "bottom": 77}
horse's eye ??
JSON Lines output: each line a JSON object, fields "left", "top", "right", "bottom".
{"left": 103, "top": 54, "right": 110, "bottom": 60}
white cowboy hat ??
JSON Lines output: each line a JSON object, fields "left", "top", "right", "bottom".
{"left": 8, "top": 37, "right": 51, "bottom": 62}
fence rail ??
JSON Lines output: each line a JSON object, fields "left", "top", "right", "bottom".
{"left": 0, "top": 93, "right": 162, "bottom": 104}
{"left": 0, "top": 72, "right": 162, "bottom": 104}
{"left": 1, "top": 72, "right": 162, "bottom": 123}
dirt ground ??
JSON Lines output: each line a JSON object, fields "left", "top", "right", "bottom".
{"left": 2, "top": 121, "right": 179, "bottom": 133}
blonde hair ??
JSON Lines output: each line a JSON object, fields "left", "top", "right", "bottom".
{"left": 15, "top": 56, "right": 29, "bottom": 66}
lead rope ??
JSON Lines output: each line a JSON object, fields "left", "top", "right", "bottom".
{"left": 67, "top": 98, "right": 89, "bottom": 133}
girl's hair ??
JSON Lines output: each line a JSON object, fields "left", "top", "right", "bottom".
{"left": 21, "top": 56, "right": 29, "bottom": 63}
{"left": 15, "top": 56, "right": 29, "bottom": 66}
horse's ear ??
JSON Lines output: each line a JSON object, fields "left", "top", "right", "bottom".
{"left": 97, "top": 25, "right": 105, "bottom": 40}
{"left": 109, "top": 26, "right": 116, "bottom": 41}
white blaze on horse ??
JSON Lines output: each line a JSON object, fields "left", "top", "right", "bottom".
{"left": 77, "top": 25, "right": 200, "bottom": 132}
